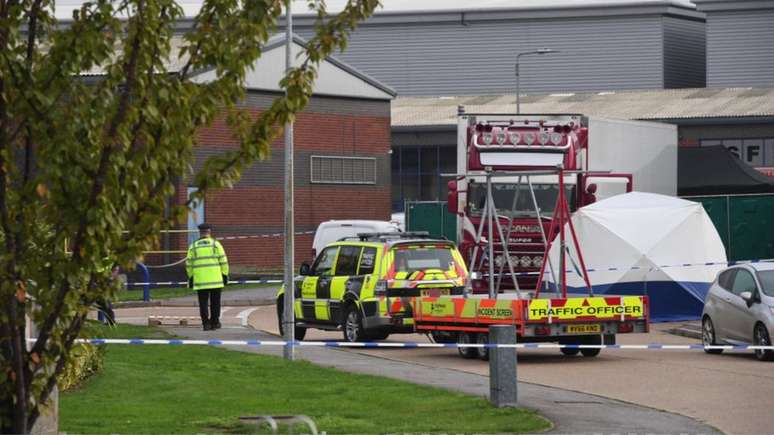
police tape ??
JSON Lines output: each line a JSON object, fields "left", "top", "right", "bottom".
{"left": 216, "top": 230, "right": 315, "bottom": 241}
{"left": 59, "top": 338, "right": 774, "bottom": 351}
{"left": 485, "top": 257, "right": 774, "bottom": 278}
{"left": 127, "top": 279, "right": 282, "bottom": 287}
{"left": 127, "top": 257, "right": 774, "bottom": 287}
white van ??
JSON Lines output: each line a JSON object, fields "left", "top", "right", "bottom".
{"left": 311, "top": 220, "right": 400, "bottom": 259}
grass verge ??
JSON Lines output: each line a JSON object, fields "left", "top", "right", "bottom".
{"left": 61, "top": 324, "right": 549, "bottom": 434}
{"left": 117, "top": 283, "right": 275, "bottom": 302}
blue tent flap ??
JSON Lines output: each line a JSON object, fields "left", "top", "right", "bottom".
{"left": 566, "top": 281, "right": 710, "bottom": 322}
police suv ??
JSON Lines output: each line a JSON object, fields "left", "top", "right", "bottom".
{"left": 277, "top": 232, "right": 469, "bottom": 342}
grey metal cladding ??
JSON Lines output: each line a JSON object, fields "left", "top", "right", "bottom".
{"left": 663, "top": 16, "right": 706, "bottom": 88}
{"left": 706, "top": 9, "right": 774, "bottom": 87}
{"left": 301, "top": 16, "right": 669, "bottom": 96}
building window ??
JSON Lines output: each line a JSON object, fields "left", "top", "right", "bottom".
{"left": 701, "top": 138, "right": 774, "bottom": 167}
{"left": 310, "top": 155, "right": 377, "bottom": 184}
{"left": 392, "top": 145, "right": 456, "bottom": 211}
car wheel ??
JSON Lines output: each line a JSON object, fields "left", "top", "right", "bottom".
{"left": 476, "top": 333, "right": 489, "bottom": 361}
{"left": 753, "top": 323, "right": 774, "bottom": 362}
{"left": 457, "top": 332, "right": 477, "bottom": 359}
{"left": 277, "top": 298, "right": 306, "bottom": 341}
{"left": 702, "top": 316, "right": 723, "bottom": 354}
{"left": 580, "top": 335, "right": 601, "bottom": 357}
{"left": 367, "top": 331, "right": 390, "bottom": 341}
{"left": 343, "top": 304, "right": 366, "bottom": 343}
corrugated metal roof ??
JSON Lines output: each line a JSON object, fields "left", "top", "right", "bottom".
{"left": 392, "top": 88, "right": 774, "bottom": 127}
{"left": 79, "top": 36, "right": 191, "bottom": 76}
{"left": 78, "top": 33, "right": 395, "bottom": 98}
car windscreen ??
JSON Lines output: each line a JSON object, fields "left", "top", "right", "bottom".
{"left": 758, "top": 271, "right": 774, "bottom": 297}
{"left": 393, "top": 246, "right": 455, "bottom": 272}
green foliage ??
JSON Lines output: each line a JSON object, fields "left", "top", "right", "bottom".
{"left": 57, "top": 343, "right": 105, "bottom": 392}
{"left": 0, "top": 1, "right": 380, "bottom": 432}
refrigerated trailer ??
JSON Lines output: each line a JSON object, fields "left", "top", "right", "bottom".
{"left": 410, "top": 109, "right": 670, "bottom": 357}
{"left": 448, "top": 111, "right": 677, "bottom": 294}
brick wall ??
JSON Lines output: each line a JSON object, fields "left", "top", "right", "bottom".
{"left": 172, "top": 91, "right": 392, "bottom": 270}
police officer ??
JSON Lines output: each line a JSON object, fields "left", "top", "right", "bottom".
{"left": 186, "top": 223, "right": 229, "bottom": 331}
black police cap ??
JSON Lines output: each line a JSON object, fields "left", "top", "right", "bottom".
{"left": 197, "top": 223, "right": 212, "bottom": 231}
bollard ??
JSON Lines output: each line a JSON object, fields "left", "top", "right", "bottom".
{"left": 137, "top": 262, "right": 151, "bottom": 302}
{"left": 489, "top": 324, "right": 517, "bottom": 407}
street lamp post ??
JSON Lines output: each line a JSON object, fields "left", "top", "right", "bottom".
{"left": 515, "top": 48, "right": 557, "bottom": 114}
{"left": 283, "top": 0, "right": 295, "bottom": 361}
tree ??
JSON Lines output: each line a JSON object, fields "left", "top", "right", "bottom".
{"left": 0, "top": 0, "right": 379, "bottom": 432}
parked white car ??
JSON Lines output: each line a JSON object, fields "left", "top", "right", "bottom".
{"left": 311, "top": 220, "right": 400, "bottom": 259}
{"left": 702, "top": 262, "right": 774, "bottom": 361}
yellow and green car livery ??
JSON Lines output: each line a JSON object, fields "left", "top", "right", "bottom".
{"left": 276, "top": 233, "right": 468, "bottom": 342}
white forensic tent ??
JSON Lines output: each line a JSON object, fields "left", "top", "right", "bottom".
{"left": 547, "top": 192, "right": 727, "bottom": 321}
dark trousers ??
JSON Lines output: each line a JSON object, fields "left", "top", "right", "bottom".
{"left": 197, "top": 288, "right": 222, "bottom": 323}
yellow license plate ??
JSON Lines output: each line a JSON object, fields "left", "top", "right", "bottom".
{"left": 421, "top": 288, "right": 450, "bottom": 297}
{"left": 567, "top": 324, "right": 601, "bottom": 334}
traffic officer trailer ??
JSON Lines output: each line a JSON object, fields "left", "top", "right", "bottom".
{"left": 407, "top": 110, "right": 651, "bottom": 359}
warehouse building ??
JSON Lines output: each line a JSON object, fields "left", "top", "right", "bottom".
{"left": 139, "top": 35, "right": 395, "bottom": 271}
{"left": 291, "top": 0, "right": 707, "bottom": 96}
{"left": 391, "top": 88, "right": 774, "bottom": 209}
{"left": 693, "top": 0, "right": 774, "bottom": 87}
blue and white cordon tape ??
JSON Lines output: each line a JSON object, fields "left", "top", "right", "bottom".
{"left": 128, "top": 279, "right": 282, "bottom": 287}
{"left": 489, "top": 258, "right": 774, "bottom": 278}
{"left": 61, "top": 339, "right": 774, "bottom": 351}
{"left": 128, "top": 258, "right": 774, "bottom": 287}
{"left": 216, "top": 230, "right": 315, "bottom": 242}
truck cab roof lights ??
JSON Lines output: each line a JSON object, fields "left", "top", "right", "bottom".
{"left": 538, "top": 132, "right": 550, "bottom": 145}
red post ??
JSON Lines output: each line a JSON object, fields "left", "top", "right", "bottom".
{"left": 564, "top": 201, "right": 593, "bottom": 293}
{"left": 534, "top": 188, "right": 562, "bottom": 298}
{"left": 558, "top": 170, "right": 567, "bottom": 298}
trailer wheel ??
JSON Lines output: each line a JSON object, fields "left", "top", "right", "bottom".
{"left": 457, "top": 332, "right": 477, "bottom": 359}
{"left": 430, "top": 330, "right": 458, "bottom": 344}
{"left": 580, "top": 335, "right": 602, "bottom": 357}
{"left": 476, "top": 333, "right": 489, "bottom": 361}
{"left": 560, "top": 347, "right": 580, "bottom": 356}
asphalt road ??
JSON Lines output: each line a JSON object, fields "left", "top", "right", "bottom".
{"left": 246, "top": 305, "right": 773, "bottom": 435}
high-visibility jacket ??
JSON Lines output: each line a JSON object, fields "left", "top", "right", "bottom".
{"left": 186, "top": 236, "right": 229, "bottom": 291}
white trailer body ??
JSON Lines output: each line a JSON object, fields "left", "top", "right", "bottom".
{"left": 584, "top": 116, "right": 677, "bottom": 197}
